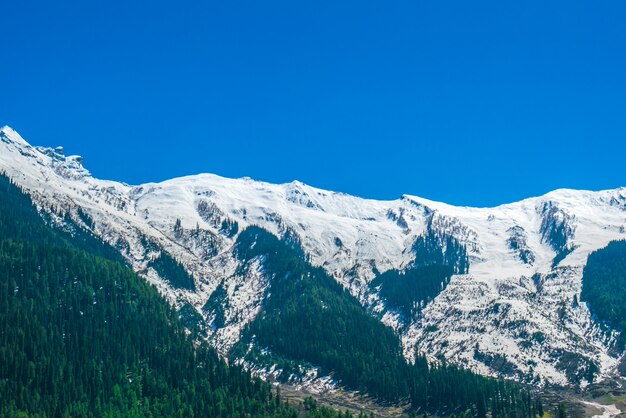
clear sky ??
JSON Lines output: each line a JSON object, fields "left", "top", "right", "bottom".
{"left": 2, "top": 1, "right": 625, "bottom": 206}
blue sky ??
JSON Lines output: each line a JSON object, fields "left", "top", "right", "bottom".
{"left": 2, "top": 1, "right": 625, "bottom": 206}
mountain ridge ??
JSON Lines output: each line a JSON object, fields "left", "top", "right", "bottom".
{"left": 1, "top": 125, "right": 624, "bottom": 390}
{"left": 3, "top": 125, "right": 622, "bottom": 209}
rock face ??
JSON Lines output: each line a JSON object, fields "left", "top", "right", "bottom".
{"left": 1, "top": 125, "right": 625, "bottom": 387}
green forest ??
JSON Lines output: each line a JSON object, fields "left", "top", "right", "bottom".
{"left": 368, "top": 226, "right": 468, "bottom": 320}
{"left": 581, "top": 240, "right": 626, "bottom": 349}
{"left": 148, "top": 251, "right": 196, "bottom": 291}
{"left": 232, "top": 227, "right": 544, "bottom": 417}
{"left": 371, "top": 264, "right": 453, "bottom": 319}
{"left": 0, "top": 174, "right": 368, "bottom": 417}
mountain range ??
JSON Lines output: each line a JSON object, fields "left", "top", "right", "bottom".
{"left": 1, "top": 125, "right": 624, "bottom": 399}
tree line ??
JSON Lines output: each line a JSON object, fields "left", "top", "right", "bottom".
{"left": 0, "top": 174, "right": 365, "bottom": 417}
{"left": 232, "top": 227, "right": 544, "bottom": 417}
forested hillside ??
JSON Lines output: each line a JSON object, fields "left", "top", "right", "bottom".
{"left": 371, "top": 264, "right": 453, "bottom": 319}
{"left": 581, "top": 240, "right": 626, "bottom": 349}
{"left": 232, "top": 227, "right": 544, "bottom": 417}
{"left": 0, "top": 174, "right": 363, "bottom": 417}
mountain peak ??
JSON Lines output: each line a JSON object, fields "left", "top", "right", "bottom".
{"left": 1, "top": 126, "right": 626, "bottom": 388}
{"left": 0, "top": 125, "right": 29, "bottom": 146}
{"left": 0, "top": 126, "right": 90, "bottom": 180}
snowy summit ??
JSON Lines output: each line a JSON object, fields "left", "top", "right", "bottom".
{"left": 1, "top": 125, "right": 625, "bottom": 388}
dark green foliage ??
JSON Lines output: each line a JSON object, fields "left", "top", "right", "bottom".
{"left": 59, "top": 216, "right": 126, "bottom": 264}
{"left": 373, "top": 228, "right": 464, "bottom": 320}
{"left": 75, "top": 207, "right": 95, "bottom": 230}
{"left": 234, "top": 344, "right": 313, "bottom": 383}
{"left": 232, "top": 227, "right": 542, "bottom": 417}
{"left": 371, "top": 264, "right": 453, "bottom": 318}
{"left": 203, "top": 282, "right": 228, "bottom": 329}
{"left": 412, "top": 232, "right": 468, "bottom": 274}
{"left": 56, "top": 211, "right": 127, "bottom": 264}
{"left": 0, "top": 175, "right": 345, "bottom": 418}
{"left": 282, "top": 226, "right": 308, "bottom": 261}
{"left": 581, "top": 240, "right": 626, "bottom": 348}
{"left": 233, "top": 227, "right": 409, "bottom": 401}
{"left": 178, "top": 301, "right": 208, "bottom": 338}
{"left": 219, "top": 218, "right": 239, "bottom": 238}
{"left": 148, "top": 251, "right": 196, "bottom": 290}
{"left": 303, "top": 396, "right": 318, "bottom": 411}
{"left": 552, "top": 246, "right": 574, "bottom": 268}
{"left": 299, "top": 405, "right": 373, "bottom": 418}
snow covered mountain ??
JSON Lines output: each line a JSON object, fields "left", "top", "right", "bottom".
{"left": 1, "top": 125, "right": 624, "bottom": 389}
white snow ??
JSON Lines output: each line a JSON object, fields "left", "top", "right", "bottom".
{"left": 582, "top": 401, "right": 622, "bottom": 418}
{"left": 1, "top": 125, "right": 625, "bottom": 387}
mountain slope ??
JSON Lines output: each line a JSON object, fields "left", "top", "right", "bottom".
{"left": 581, "top": 240, "right": 626, "bottom": 350}
{"left": 228, "top": 226, "right": 541, "bottom": 417}
{"left": 0, "top": 125, "right": 624, "bottom": 389}
{"left": 0, "top": 175, "right": 299, "bottom": 417}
